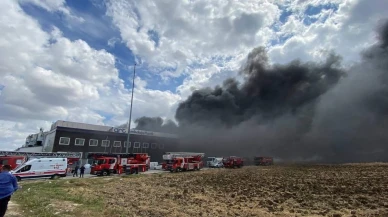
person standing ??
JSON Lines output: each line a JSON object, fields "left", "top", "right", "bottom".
{"left": 0, "top": 165, "right": 19, "bottom": 217}
{"left": 79, "top": 165, "right": 85, "bottom": 178}
{"left": 73, "top": 165, "right": 79, "bottom": 177}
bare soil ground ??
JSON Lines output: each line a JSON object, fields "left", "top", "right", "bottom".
{"left": 11, "top": 164, "right": 388, "bottom": 217}
{"left": 4, "top": 201, "right": 22, "bottom": 217}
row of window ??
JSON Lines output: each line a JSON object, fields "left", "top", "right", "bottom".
{"left": 58, "top": 137, "right": 164, "bottom": 149}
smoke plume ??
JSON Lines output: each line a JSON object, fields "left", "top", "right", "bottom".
{"left": 139, "top": 20, "right": 388, "bottom": 163}
{"left": 134, "top": 116, "right": 178, "bottom": 133}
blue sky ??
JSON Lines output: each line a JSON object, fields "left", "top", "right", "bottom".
{"left": 19, "top": 0, "right": 339, "bottom": 94}
{"left": 20, "top": 0, "right": 184, "bottom": 92}
{"left": 2, "top": 0, "right": 382, "bottom": 150}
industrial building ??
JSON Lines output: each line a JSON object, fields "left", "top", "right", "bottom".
{"left": 18, "top": 120, "right": 180, "bottom": 164}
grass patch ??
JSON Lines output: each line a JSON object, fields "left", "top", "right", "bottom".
{"left": 12, "top": 179, "right": 104, "bottom": 217}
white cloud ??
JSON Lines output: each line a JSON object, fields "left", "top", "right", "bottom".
{"left": 18, "top": 0, "right": 69, "bottom": 13}
{"left": 0, "top": 120, "right": 53, "bottom": 151}
{"left": 105, "top": 0, "right": 280, "bottom": 78}
{"left": 0, "top": 0, "right": 180, "bottom": 150}
{"left": 105, "top": 0, "right": 388, "bottom": 99}
{"left": 268, "top": 0, "right": 388, "bottom": 64}
{"left": 107, "top": 37, "right": 120, "bottom": 47}
{"left": 18, "top": 0, "right": 85, "bottom": 23}
{"left": 1, "top": 0, "right": 387, "bottom": 151}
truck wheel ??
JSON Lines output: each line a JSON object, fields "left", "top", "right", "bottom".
{"left": 51, "top": 174, "right": 60, "bottom": 180}
{"left": 102, "top": 170, "right": 108, "bottom": 176}
{"left": 16, "top": 176, "right": 21, "bottom": 182}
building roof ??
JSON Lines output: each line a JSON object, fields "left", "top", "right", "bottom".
{"left": 51, "top": 120, "right": 112, "bottom": 131}
{"left": 52, "top": 120, "right": 178, "bottom": 139}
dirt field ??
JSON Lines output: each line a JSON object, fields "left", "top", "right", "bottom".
{"left": 10, "top": 164, "right": 388, "bottom": 217}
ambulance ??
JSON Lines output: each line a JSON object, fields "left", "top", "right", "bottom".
{"left": 10, "top": 158, "right": 68, "bottom": 181}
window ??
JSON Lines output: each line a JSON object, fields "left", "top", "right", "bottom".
{"left": 124, "top": 141, "right": 131, "bottom": 148}
{"left": 113, "top": 141, "right": 121, "bottom": 147}
{"left": 17, "top": 165, "right": 31, "bottom": 173}
{"left": 89, "top": 139, "right": 98, "bottom": 146}
{"left": 102, "top": 140, "right": 110, "bottom": 147}
{"left": 159, "top": 144, "right": 164, "bottom": 149}
{"left": 59, "top": 137, "right": 70, "bottom": 145}
{"left": 151, "top": 143, "right": 157, "bottom": 149}
{"left": 75, "top": 138, "right": 85, "bottom": 146}
{"left": 134, "top": 142, "right": 140, "bottom": 148}
{"left": 142, "top": 143, "right": 149, "bottom": 148}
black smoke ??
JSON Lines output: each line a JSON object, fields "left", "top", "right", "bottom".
{"left": 175, "top": 47, "right": 344, "bottom": 128}
{"left": 134, "top": 116, "right": 178, "bottom": 133}
{"left": 137, "top": 20, "right": 388, "bottom": 163}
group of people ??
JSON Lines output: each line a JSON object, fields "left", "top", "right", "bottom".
{"left": 0, "top": 165, "right": 18, "bottom": 217}
{"left": 72, "top": 165, "right": 86, "bottom": 178}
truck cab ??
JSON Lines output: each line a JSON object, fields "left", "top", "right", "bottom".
{"left": 206, "top": 157, "right": 215, "bottom": 167}
{"left": 91, "top": 157, "right": 117, "bottom": 176}
{"left": 223, "top": 156, "right": 244, "bottom": 168}
{"left": 0, "top": 156, "right": 25, "bottom": 170}
{"left": 166, "top": 157, "right": 183, "bottom": 172}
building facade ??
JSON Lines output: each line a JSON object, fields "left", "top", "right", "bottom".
{"left": 19, "top": 120, "right": 180, "bottom": 164}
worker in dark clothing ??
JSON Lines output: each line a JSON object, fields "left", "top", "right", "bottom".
{"left": 73, "top": 165, "right": 79, "bottom": 177}
{"left": 0, "top": 165, "right": 19, "bottom": 217}
{"left": 79, "top": 165, "right": 85, "bottom": 178}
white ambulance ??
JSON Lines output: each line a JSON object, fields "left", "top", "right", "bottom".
{"left": 10, "top": 158, "right": 68, "bottom": 181}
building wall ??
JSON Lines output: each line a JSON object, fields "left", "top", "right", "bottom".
{"left": 43, "top": 130, "right": 56, "bottom": 152}
{"left": 52, "top": 127, "right": 180, "bottom": 163}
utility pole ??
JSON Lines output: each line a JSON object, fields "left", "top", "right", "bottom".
{"left": 125, "top": 63, "right": 136, "bottom": 154}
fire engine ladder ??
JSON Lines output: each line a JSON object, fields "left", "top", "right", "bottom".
{"left": 86, "top": 153, "right": 144, "bottom": 158}
{"left": 0, "top": 151, "right": 82, "bottom": 158}
{"left": 165, "top": 152, "right": 205, "bottom": 158}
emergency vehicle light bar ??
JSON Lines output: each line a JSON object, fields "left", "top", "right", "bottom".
{"left": 0, "top": 151, "right": 82, "bottom": 158}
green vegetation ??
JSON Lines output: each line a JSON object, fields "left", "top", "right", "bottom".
{"left": 13, "top": 178, "right": 107, "bottom": 217}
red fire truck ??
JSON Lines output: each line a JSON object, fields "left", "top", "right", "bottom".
{"left": 254, "top": 156, "right": 274, "bottom": 166}
{"left": 88, "top": 153, "right": 150, "bottom": 176}
{"left": 0, "top": 151, "right": 81, "bottom": 171}
{"left": 223, "top": 156, "right": 244, "bottom": 168}
{"left": 162, "top": 152, "right": 205, "bottom": 172}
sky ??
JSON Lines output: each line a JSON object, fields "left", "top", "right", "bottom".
{"left": 0, "top": 0, "right": 386, "bottom": 151}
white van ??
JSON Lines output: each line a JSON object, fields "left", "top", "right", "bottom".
{"left": 208, "top": 157, "right": 224, "bottom": 168}
{"left": 11, "top": 158, "right": 68, "bottom": 181}
{"left": 150, "top": 162, "right": 163, "bottom": 170}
